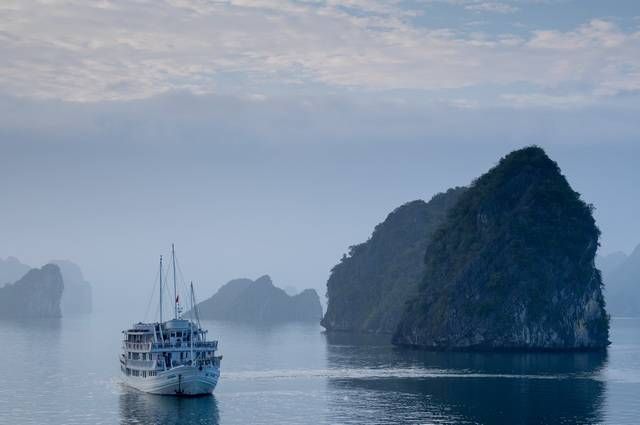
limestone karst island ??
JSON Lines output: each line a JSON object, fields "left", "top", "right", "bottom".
{"left": 323, "top": 147, "right": 610, "bottom": 351}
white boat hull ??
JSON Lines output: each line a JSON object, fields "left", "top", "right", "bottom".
{"left": 122, "top": 365, "right": 220, "bottom": 396}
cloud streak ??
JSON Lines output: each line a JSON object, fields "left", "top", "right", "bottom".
{"left": 464, "top": 2, "right": 518, "bottom": 14}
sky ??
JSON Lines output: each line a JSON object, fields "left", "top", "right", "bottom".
{"left": 1, "top": 0, "right": 639, "bottom": 313}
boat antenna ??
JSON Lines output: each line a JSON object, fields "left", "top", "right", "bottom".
{"left": 159, "top": 255, "right": 163, "bottom": 323}
{"left": 172, "top": 243, "right": 178, "bottom": 319}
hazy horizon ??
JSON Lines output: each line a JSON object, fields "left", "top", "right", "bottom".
{"left": 2, "top": 126, "right": 638, "bottom": 313}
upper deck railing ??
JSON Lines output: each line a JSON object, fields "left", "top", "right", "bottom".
{"left": 151, "top": 341, "right": 218, "bottom": 350}
{"left": 123, "top": 340, "right": 218, "bottom": 352}
{"left": 123, "top": 342, "right": 152, "bottom": 351}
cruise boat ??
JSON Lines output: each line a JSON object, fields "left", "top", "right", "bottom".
{"left": 120, "top": 245, "right": 222, "bottom": 396}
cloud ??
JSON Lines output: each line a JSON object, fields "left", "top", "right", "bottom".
{"left": 464, "top": 2, "right": 518, "bottom": 14}
{"left": 528, "top": 19, "right": 626, "bottom": 49}
{"left": 500, "top": 93, "right": 594, "bottom": 108}
{"left": 0, "top": 1, "right": 639, "bottom": 103}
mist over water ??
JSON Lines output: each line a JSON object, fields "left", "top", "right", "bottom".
{"left": 1, "top": 315, "right": 638, "bottom": 425}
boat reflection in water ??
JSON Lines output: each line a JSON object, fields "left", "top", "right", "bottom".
{"left": 119, "top": 388, "right": 219, "bottom": 425}
{"left": 324, "top": 332, "right": 608, "bottom": 425}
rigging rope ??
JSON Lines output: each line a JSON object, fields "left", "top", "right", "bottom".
{"left": 143, "top": 265, "right": 161, "bottom": 322}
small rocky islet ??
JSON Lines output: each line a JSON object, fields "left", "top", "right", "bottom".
{"left": 192, "top": 275, "right": 323, "bottom": 324}
{"left": 0, "top": 264, "right": 64, "bottom": 318}
{"left": 598, "top": 245, "right": 640, "bottom": 317}
{"left": 0, "top": 259, "right": 92, "bottom": 318}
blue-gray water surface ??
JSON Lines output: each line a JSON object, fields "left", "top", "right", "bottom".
{"left": 0, "top": 315, "right": 638, "bottom": 425}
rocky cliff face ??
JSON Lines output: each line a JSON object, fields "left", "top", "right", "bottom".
{"left": 193, "top": 275, "right": 323, "bottom": 323}
{"left": 0, "top": 264, "right": 64, "bottom": 318}
{"left": 393, "top": 146, "right": 609, "bottom": 350}
{"left": 321, "top": 188, "right": 465, "bottom": 333}
{"left": 50, "top": 260, "right": 92, "bottom": 315}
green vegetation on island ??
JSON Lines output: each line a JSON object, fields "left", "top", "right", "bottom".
{"left": 393, "top": 147, "right": 609, "bottom": 350}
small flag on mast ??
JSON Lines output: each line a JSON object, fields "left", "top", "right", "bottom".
{"left": 176, "top": 295, "right": 179, "bottom": 303}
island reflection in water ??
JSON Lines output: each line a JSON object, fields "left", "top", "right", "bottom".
{"left": 119, "top": 389, "right": 219, "bottom": 425}
{"left": 324, "top": 332, "right": 608, "bottom": 425}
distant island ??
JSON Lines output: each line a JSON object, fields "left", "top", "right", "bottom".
{"left": 191, "top": 275, "right": 323, "bottom": 324}
{"left": 323, "top": 146, "right": 609, "bottom": 351}
{"left": 0, "top": 257, "right": 92, "bottom": 316}
{"left": 598, "top": 244, "right": 640, "bottom": 316}
{"left": 321, "top": 188, "right": 465, "bottom": 334}
{"left": 0, "top": 257, "right": 31, "bottom": 287}
{"left": 0, "top": 264, "right": 64, "bottom": 318}
{"left": 50, "top": 260, "right": 92, "bottom": 315}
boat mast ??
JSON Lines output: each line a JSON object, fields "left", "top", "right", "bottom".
{"left": 158, "top": 255, "right": 165, "bottom": 348}
{"left": 172, "top": 243, "right": 178, "bottom": 319}
{"left": 159, "top": 255, "right": 163, "bottom": 323}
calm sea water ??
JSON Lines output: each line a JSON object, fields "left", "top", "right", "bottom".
{"left": 0, "top": 314, "right": 638, "bottom": 425}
